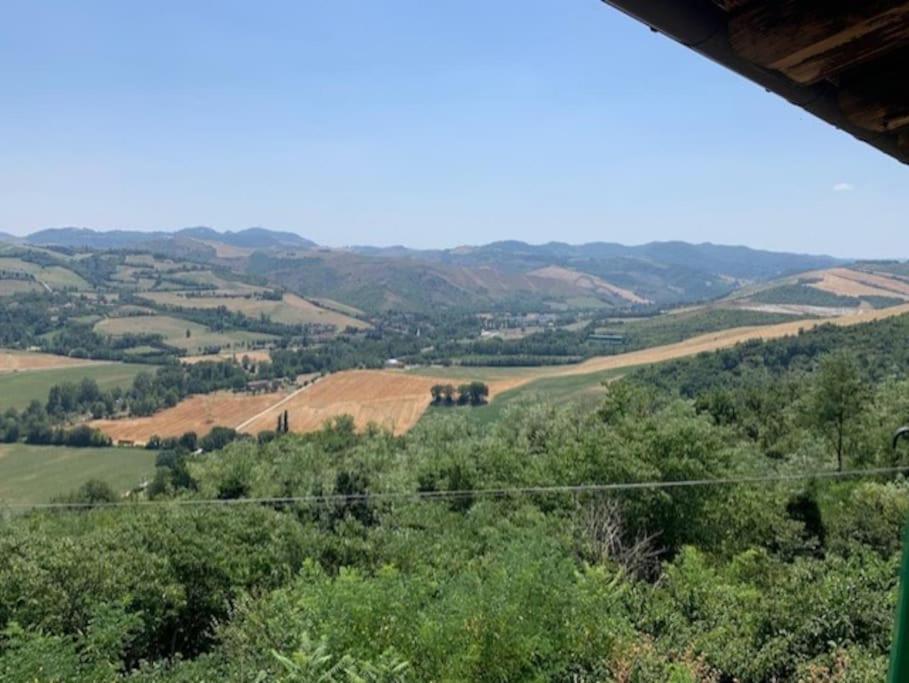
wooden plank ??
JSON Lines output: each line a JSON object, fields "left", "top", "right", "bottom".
{"left": 710, "top": 0, "right": 754, "bottom": 12}
{"left": 899, "top": 130, "right": 909, "bottom": 159}
{"left": 729, "top": 0, "right": 909, "bottom": 84}
{"left": 839, "top": 62, "right": 909, "bottom": 132}
{"left": 839, "top": 81, "right": 909, "bottom": 133}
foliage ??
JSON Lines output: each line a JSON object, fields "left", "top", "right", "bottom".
{"left": 0, "top": 310, "right": 908, "bottom": 680}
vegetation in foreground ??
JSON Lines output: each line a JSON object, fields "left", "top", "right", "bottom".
{"left": 1, "top": 314, "right": 909, "bottom": 680}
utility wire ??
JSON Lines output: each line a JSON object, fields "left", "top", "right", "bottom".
{"left": 3, "top": 465, "right": 909, "bottom": 512}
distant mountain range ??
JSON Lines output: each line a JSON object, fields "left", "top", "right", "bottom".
{"left": 0, "top": 232, "right": 23, "bottom": 245}
{"left": 17, "top": 226, "right": 315, "bottom": 251}
{"left": 249, "top": 240, "right": 842, "bottom": 313}
{"left": 0, "top": 227, "right": 844, "bottom": 313}
{"left": 347, "top": 240, "right": 838, "bottom": 282}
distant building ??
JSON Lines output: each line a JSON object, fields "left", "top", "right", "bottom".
{"left": 589, "top": 333, "right": 626, "bottom": 344}
{"left": 385, "top": 358, "right": 405, "bottom": 369}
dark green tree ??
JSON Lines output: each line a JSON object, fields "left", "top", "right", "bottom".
{"left": 809, "top": 352, "right": 867, "bottom": 471}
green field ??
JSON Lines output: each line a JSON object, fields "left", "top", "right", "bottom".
{"left": 0, "top": 256, "right": 89, "bottom": 290}
{"left": 419, "top": 366, "right": 631, "bottom": 428}
{"left": 0, "top": 443, "right": 155, "bottom": 506}
{"left": 95, "top": 314, "right": 275, "bottom": 353}
{"left": 138, "top": 292, "right": 368, "bottom": 329}
{"left": 0, "top": 279, "right": 43, "bottom": 296}
{"left": 409, "top": 364, "right": 549, "bottom": 382}
{"left": 0, "top": 362, "right": 152, "bottom": 411}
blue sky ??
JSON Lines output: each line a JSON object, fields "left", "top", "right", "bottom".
{"left": 1, "top": 0, "right": 906, "bottom": 257}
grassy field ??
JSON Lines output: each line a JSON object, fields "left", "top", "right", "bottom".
{"left": 95, "top": 315, "right": 276, "bottom": 353}
{"left": 0, "top": 256, "right": 89, "bottom": 290}
{"left": 0, "top": 443, "right": 155, "bottom": 506}
{"left": 138, "top": 292, "right": 369, "bottom": 329}
{"left": 419, "top": 367, "right": 630, "bottom": 428}
{"left": 416, "top": 304, "right": 909, "bottom": 429}
{"left": 407, "top": 364, "right": 548, "bottom": 382}
{"left": 0, "top": 279, "right": 44, "bottom": 296}
{"left": 0, "top": 362, "right": 152, "bottom": 411}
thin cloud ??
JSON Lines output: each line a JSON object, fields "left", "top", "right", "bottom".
{"left": 833, "top": 182, "right": 854, "bottom": 192}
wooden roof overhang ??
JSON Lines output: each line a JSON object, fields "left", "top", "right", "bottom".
{"left": 600, "top": 0, "right": 909, "bottom": 165}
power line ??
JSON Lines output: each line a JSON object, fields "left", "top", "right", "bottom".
{"left": 4, "top": 465, "right": 909, "bottom": 512}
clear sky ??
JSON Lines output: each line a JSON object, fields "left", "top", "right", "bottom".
{"left": 2, "top": 1, "right": 906, "bottom": 258}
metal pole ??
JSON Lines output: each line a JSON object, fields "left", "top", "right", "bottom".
{"left": 890, "top": 524, "right": 909, "bottom": 682}
{"left": 890, "top": 428, "right": 909, "bottom": 682}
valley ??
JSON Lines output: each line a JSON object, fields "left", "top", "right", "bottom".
{"left": 1, "top": 228, "right": 908, "bottom": 499}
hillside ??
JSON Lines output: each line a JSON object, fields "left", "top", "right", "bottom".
{"left": 24, "top": 226, "right": 316, "bottom": 254}
{"left": 353, "top": 240, "right": 839, "bottom": 281}
{"left": 249, "top": 240, "right": 842, "bottom": 313}
{"left": 715, "top": 265, "right": 909, "bottom": 317}
{"left": 3, "top": 229, "right": 849, "bottom": 314}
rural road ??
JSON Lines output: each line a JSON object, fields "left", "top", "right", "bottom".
{"left": 233, "top": 377, "right": 321, "bottom": 432}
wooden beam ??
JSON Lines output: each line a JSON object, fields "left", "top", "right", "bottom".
{"left": 899, "top": 130, "right": 909, "bottom": 160}
{"left": 710, "top": 0, "right": 753, "bottom": 12}
{"left": 840, "top": 92, "right": 909, "bottom": 133}
{"left": 729, "top": 1, "right": 909, "bottom": 84}
{"left": 839, "top": 59, "right": 909, "bottom": 132}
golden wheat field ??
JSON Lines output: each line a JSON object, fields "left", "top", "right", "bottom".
{"left": 240, "top": 370, "right": 521, "bottom": 436}
{"left": 90, "top": 390, "right": 287, "bottom": 445}
{"left": 808, "top": 268, "right": 909, "bottom": 300}
{"left": 181, "top": 349, "right": 273, "bottom": 365}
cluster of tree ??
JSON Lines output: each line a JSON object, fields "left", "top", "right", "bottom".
{"left": 125, "top": 362, "right": 250, "bottom": 416}
{"left": 260, "top": 333, "right": 421, "bottom": 378}
{"left": 430, "top": 381, "right": 490, "bottom": 407}
{"left": 147, "top": 426, "right": 243, "bottom": 455}
{"left": 0, "top": 403, "right": 111, "bottom": 447}
{"left": 36, "top": 362, "right": 251, "bottom": 435}
{"left": 0, "top": 292, "right": 78, "bottom": 346}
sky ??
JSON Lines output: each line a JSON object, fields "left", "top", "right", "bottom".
{"left": 1, "top": 1, "right": 906, "bottom": 258}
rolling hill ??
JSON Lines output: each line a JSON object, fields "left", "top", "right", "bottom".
{"left": 24, "top": 226, "right": 316, "bottom": 253}
{"left": 247, "top": 240, "right": 842, "bottom": 313}
{"left": 709, "top": 265, "right": 909, "bottom": 318}
{"left": 7, "top": 228, "right": 849, "bottom": 314}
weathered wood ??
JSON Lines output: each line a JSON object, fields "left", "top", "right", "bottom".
{"left": 839, "top": 64, "right": 909, "bottom": 132}
{"left": 729, "top": 0, "right": 909, "bottom": 84}
{"left": 710, "top": 0, "right": 754, "bottom": 12}
{"left": 839, "top": 81, "right": 909, "bottom": 133}
{"left": 899, "top": 130, "right": 909, "bottom": 159}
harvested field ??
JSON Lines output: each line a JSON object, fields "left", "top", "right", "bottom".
{"left": 545, "top": 304, "right": 909, "bottom": 378}
{"left": 413, "top": 305, "right": 909, "bottom": 388}
{"left": 91, "top": 390, "right": 287, "bottom": 445}
{"left": 808, "top": 268, "right": 909, "bottom": 300}
{"left": 240, "top": 370, "right": 521, "bottom": 436}
{"left": 0, "top": 349, "right": 108, "bottom": 373}
{"left": 732, "top": 302, "right": 857, "bottom": 317}
{"left": 139, "top": 292, "right": 369, "bottom": 330}
{"left": 182, "top": 349, "right": 272, "bottom": 365}
{"left": 528, "top": 266, "right": 651, "bottom": 304}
